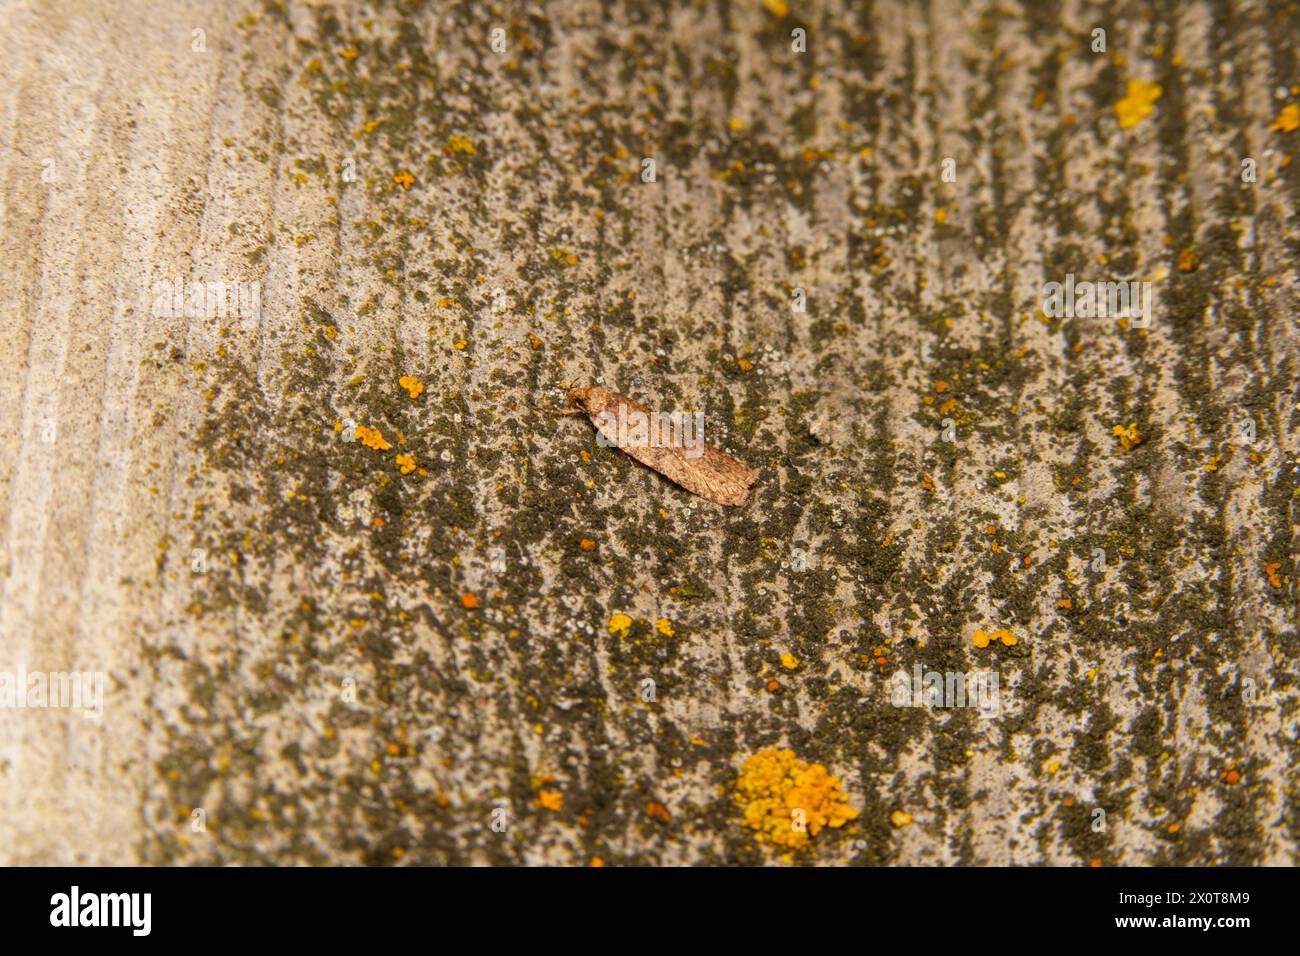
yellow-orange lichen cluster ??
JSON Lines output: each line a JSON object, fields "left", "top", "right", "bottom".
{"left": 354, "top": 425, "right": 391, "bottom": 451}
{"left": 1115, "top": 79, "right": 1162, "bottom": 129}
{"left": 973, "top": 628, "right": 1018, "bottom": 648}
{"left": 734, "top": 747, "right": 858, "bottom": 850}
{"left": 1112, "top": 422, "right": 1142, "bottom": 450}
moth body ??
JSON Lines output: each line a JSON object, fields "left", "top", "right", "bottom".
{"left": 562, "top": 386, "right": 757, "bottom": 506}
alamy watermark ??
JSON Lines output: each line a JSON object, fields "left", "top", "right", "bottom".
{"left": 151, "top": 277, "right": 261, "bottom": 323}
{"left": 594, "top": 405, "right": 706, "bottom": 459}
{"left": 50, "top": 886, "right": 150, "bottom": 936}
{"left": 889, "top": 665, "right": 1000, "bottom": 718}
{"left": 0, "top": 667, "right": 104, "bottom": 720}
{"left": 1042, "top": 274, "right": 1152, "bottom": 327}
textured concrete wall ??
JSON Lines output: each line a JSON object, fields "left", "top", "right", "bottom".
{"left": 0, "top": 0, "right": 1296, "bottom": 865}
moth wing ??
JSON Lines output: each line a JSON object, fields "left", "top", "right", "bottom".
{"left": 619, "top": 442, "right": 757, "bottom": 507}
{"left": 582, "top": 392, "right": 757, "bottom": 506}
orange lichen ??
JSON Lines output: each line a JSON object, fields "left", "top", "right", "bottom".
{"left": 398, "top": 375, "right": 425, "bottom": 398}
{"left": 447, "top": 134, "right": 477, "bottom": 155}
{"left": 355, "top": 425, "right": 392, "bottom": 451}
{"left": 1270, "top": 103, "right": 1300, "bottom": 133}
{"left": 646, "top": 802, "right": 671, "bottom": 822}
{"left": 734, "top": 747, "right": 858, "bottom": 850}
{"left": 535, "top": 789, "right": 563, "bottom": 811}
{"left": 1112, "top": 422, "right": 1142, "bottom": 450}
{"left": 654, "top": 618, "right": 675, "bottom": 637}
{"left": 973, "top": 628, "right": 1017, "bottom": 648}
{"left": 579, "top": 538, "right": 597, "bottom": 551}
{"left": 392, "top": 171, "right": 414, "bottom": 190}
{"left": 1265, "top": 562, "right": 1282, "bottom": 588}
{"left": 461, "top": 592, "right": 479, "bottom": 609}
{"left": 395, "top": 454, "right": 416, "bottom": 475}
{"left": 1115, "top": 79, "right": 1162, "bottom": 129}
{"left": 607, "top": 613, "right": 633, "bottom": 637}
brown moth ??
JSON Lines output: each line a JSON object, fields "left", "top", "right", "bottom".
{"left": 561, "top": 386, "right": 757, "bottom": 506}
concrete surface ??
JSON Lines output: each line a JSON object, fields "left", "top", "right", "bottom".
{"left": 0, "top": 0, "right": 1297, "bottom": 865}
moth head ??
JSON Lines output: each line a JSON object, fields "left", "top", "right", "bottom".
{"left": 565, "top": 387, "right": 594, "bottom": 410}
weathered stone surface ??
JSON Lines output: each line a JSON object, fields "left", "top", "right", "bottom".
{"left": 0, "top": 0, "right": 1296, "bottom": 865}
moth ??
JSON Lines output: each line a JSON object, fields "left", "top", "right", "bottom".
{"left": 549, "top": 386, "right": 757, "bottom": 506}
